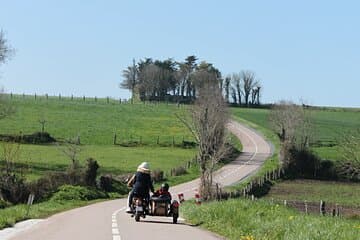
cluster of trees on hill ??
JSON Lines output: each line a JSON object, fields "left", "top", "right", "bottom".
{"left": 120, "top": 56, "right": 262, "bottom": 106}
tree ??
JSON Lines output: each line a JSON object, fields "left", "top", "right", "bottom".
{"left": 241, "top": 70, "right": 257, "bottom": 106}
{"left": 177, "top": 71, "right": 229, "bottom": 200}
{"left": 269, "top": 100, "right": 313, "bottom": 167}
{"left": 338, "top": 128, "right": 360, "bottom": 180}
{"left": 0, "top": 31, "right": 14, "bottom": 119}
{"left": 224, "top": 76, "right": 231, "bottom": 103}
{"left": 231, "top": 73, "right": 242, "bottom": 105}
{"left": 120, "top": 59, "right": 138, "bottom": 102}
{"left": 0, "top": 30, "right": 13, "bottom": 66}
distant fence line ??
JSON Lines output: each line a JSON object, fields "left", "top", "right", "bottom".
{"left": 212, "top": 166, "right": 359, "bottom": 218}
{"left": 8, "top": 92, "right": 132, "bottom": 104}
{"left": 112, "top": 132, "right": 196, "bottom": 148}
{"left": 7, "top": 93, "right": 187, "bottom": 107}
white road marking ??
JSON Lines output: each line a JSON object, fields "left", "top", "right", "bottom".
{"left": 113, "top": 235, "right": 121, "bottom": 240}
{"left": 111, "top": 206, "right": 126, "bottom": 240}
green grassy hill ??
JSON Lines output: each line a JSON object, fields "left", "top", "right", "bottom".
{"left": 231, "top": 107, "right": 360, "bottom": 161}
{"left": 0, "top": 95, "right": 197, "bottom": 180}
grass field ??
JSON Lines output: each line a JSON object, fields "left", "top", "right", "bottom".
{"left": 181, "top": 198, "right": 360, "bottom": 240}
{"left": 0, "top": 96, "right": 200, "bottom": 181}
{"left": 265, "top": 179, "right": 360, "bottom": 208}
{"left": 231, "top": 107, "right": 360, "bottom": 161}
{"left": 1, "top": 95, "right": 194, "bottom": 145}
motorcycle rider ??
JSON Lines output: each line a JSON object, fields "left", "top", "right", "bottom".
{"left": 126, "top": 162, "right": 154, "bottom": 213}
{"left": 152, "top": 182, "right": 172, "bottom": 203}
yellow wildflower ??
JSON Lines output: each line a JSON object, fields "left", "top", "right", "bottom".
{"left": 240, "top": 235, "right": 255, "bottom": 240}
{"left": 288, "top": 216, "right": 294, "bottom": 220}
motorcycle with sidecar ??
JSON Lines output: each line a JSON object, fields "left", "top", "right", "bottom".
{"left": 130, "top": 195, "right": 179, "bottom": 223}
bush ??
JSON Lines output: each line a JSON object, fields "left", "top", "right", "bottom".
{"left": 51, "top": 185, "right": 108, "bottom": 201}
{"left": 337, "top": 161, "right": 360, "bottom": 182}
{"left": 284, "top": 148, "right": 321, "bottom": 179}
{"left": 0, "top": 173, "right": 29, "bottom": 204}
{"left": 99, "top": 175, "right": 128, "bottom": 194}
{"left": 0, "top": 199, "right": 11, "bottom": 209}
{"left": 171, "top": 166, "right": 187, "bottom": 176}
{"left": 99, "top": 175, "right": 113, "bottom": 192}
{"left": 151, "top": 169, "right": 164, "bottom": 182}
{"left": 84, "top": 158, "right": 99, "bottom": 186}
{"left": 0, "top": 132, "right": 56, "bottom": 144}
{"left": 28, "top": 172, "right": 70, "bottom": 202}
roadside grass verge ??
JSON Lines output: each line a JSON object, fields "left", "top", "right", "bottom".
{"left": 0, "top": 185, "right": 121, "bottom": 229}
{"left": 181, "top": 198, "right": 360, "bottom": 240}
{"left": 264, "top": 179, "right": 360, "bottom": 208}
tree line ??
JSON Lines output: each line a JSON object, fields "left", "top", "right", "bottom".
{"left": 120, "top": 56, "right": 262, "bottom": 106}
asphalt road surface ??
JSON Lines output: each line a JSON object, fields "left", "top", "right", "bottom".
{"left": 8, "top": 120, "right": 272, "bottom": 240}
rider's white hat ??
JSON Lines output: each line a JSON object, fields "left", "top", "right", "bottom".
{"left": 137, "top": 162, "right": 150, "bottom": 174}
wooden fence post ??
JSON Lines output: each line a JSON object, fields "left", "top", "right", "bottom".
{"left": 305, "top": 200, "right": 308, "bottom": 214}
{"left": 95, "top": 96, "right": 97, "bottom": 102}
{"left": 46, "top": 93, "right": 48, "bottom": 100}
{"left": 113, "top": 133, "right": 117, "bottom": 145}
{"left": 284, "top": 200, "right": 287, "bottom": 206}
{"left": 107, "top": 97, "right": 109, "bottom": 104}
{"left": 83, "top": 96, "right": 85, "bottom": 102}
{"left": 35, "top": 93, "right": 37, "bottom": 100}
{"left": 320, "top": 200, "right": 326, "bottom": 215}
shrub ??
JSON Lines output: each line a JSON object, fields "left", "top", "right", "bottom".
{"left": 0, "top": 132, "right": 56, "bottom": 144}
{"left": 284, "top": 148, "right": 321, "bottom": 179}
{"left": 51, "top": 185, "right": 108, "bottom": 201}
{"left": 28, "top": 172, "right": 70, "bottom": 202}
{"left": 0, "top": 173, "right": 29, "bottom": 204}
{"left": 151, "top": 169, "right": 164, "bottom": 182}
{"left": 84, "top": 158, "right": 99, "bottom": 186}
{"left": 99, "top": 175, "right": 113, "bottom": 192}
{"left": 99, "top": 175, "right": 128, "bottom": 194}
{"left": 171, "top": 166, "right": 187, "bottom": 176}
{"left": 0, "top": 199, "right": 11, "bottom": 209}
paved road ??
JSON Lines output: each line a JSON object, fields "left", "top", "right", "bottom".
{"left": 8, "top": 120, "right": 272, "bottom": 240}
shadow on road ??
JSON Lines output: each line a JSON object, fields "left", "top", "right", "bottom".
{"left": 140, "top": 219, "right": 203, "bottom": 227}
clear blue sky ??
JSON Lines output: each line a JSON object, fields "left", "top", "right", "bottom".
{"left": 0, "top": 1, "right": 359, "bottom": 107}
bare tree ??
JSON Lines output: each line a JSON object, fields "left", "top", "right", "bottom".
{"left": 0, "top": 31, "right": 15, "bottom": 119}
{"left": 177, "top": 72, "right": 229, "bottom": 200}
{"left": 58, "top": 140, "right": 82, "bottom": 169}
{"left": 0, "top": 30, "right": 13, "bottom": 66}
{"left": 231, "top": 73, "right": 242, "bottom": 105}
{"left": 224, "top": 76, "right": 230, "bottom": 103}
{"left": 241, "top": 70, "right": 257, "bottom": 106}
{"left": 120, "top": 59, "right": 138, "bottom": 102}
{"left": 338, "top": 128, "right": 360, "bottom": 180}
{"left": 269, "top": 100, "right": 313, "bottom": 165}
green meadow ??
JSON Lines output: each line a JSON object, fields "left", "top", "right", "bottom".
{"left": 231, "top": 107, "right": 360, "bottom": 161}
{"left": 0, "top": 95, "right": 197, "bottom": 181}
{"left": 181, "top": 198, "right": 360, "bottom": 240}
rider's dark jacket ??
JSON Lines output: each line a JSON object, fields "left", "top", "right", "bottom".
{"left": 129, "top": 170, "right": 154, "bottom": 198}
